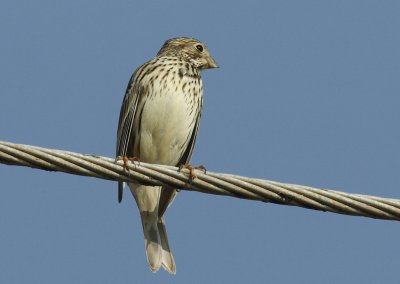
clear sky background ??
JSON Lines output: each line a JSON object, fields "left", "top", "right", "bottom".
{"left": 1, "top": 1, "right": 399, "bottom": 283}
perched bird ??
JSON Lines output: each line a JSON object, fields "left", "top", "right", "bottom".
{"left": 116, "top": 37, "right": 218, "bottom": 274}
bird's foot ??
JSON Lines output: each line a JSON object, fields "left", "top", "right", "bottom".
{"left": 179, "top": 164, "right": 207, "bottom": 180}
{"left": 115, "top": 156, "right": 140, "bottom": 170}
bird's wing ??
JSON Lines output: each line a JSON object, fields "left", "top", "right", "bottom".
{"left": 178, "top": 108, "right": 202, "bottom": 166}
{"left": 158, "top": 106, "right": 202, "bottom": 217}
{"left": 116, "top": 79, "right": 139, "bottom": 157}
{"left": 116, "top": 74, "right": 141, "bottom": 202}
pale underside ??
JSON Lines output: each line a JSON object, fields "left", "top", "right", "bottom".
{"left": 134, "top": 72, "right": 201, "bottom": 165}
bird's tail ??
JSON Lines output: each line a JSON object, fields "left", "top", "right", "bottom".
{"left": 129, "top": 184, "right": 176, "bottom": 274}
{"left": 158, "top": 217, "right": 176, "bottom": 274}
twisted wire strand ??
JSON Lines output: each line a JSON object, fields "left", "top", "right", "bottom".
{"left": 1, "top": 140, "right": 399, "bottom": 221}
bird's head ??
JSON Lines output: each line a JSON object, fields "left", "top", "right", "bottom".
{"left": 157, "top": 37, "right": 218, "bottom": 70}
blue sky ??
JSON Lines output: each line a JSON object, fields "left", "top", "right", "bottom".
{"left": 1, "top": 1, "right": 399, "bottom": 283}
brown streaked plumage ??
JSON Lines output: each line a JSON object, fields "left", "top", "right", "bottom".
{"left": 116, "top": 37, "right": 217, "bottom": 274}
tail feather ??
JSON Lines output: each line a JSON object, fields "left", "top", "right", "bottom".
{"left": 143, "top": 220, "right": 162, "bottom": 272}
{"left": 158, "top": 218, "right": 176, "bottom": 274}
{"left": 118, "top": 182, "right": 124, "bottom": 203}
{"left": 129, "top": 184, "right": 175, "bottom": 273}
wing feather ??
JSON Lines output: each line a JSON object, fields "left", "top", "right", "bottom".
{"left": 116, "top": 72, "right": 142, "bottom": 202}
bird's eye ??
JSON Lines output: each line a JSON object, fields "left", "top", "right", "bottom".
{"left": 196, "top": 44, "right": 203, "bottom": 52}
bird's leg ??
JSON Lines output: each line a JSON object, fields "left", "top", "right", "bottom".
{"left": 115, "top": 156, "right": 140, "bottom": 170}
{"left": 179, "top": 164, "right": 207, "bottom": 180}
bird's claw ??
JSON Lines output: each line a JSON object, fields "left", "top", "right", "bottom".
{"left": 115, "top": 155, "right": 140, "bottom": 170}
{"left": 179, "top": 164, "right": 207, "bottom": 180}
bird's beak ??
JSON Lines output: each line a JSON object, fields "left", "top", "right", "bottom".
{"left": 206, "top": 57, "right": 219, "bottom": 69}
